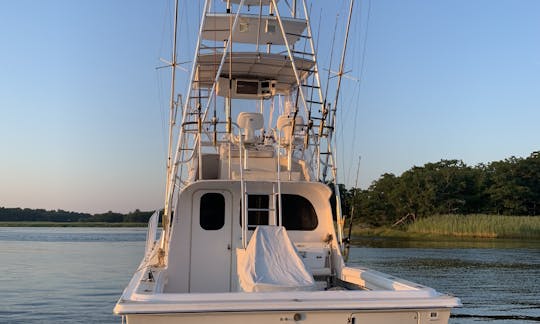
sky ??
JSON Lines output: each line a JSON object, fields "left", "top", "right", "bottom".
{"left": 0, "top": 0, "right": 539, "bottom": 214}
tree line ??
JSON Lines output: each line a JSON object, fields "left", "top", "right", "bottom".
{"left": 3, "top": 151, "right": 538, "bottom": 227}
{"left": 340, "top": 151, "right": 540, "bottom": 226}
{"left": 0, "top": 208, "right": 155, "bottom": 223}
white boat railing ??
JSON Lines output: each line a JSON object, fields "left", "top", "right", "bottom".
{"left": 144, "top": 210, "right": 160, "bottom": 262}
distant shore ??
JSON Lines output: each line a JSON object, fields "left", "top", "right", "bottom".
{"left": 2, "top": 215, "right": 539, "bottom": 240}
{"left": 0, "top": 221, "right": 148, "bottom": 227}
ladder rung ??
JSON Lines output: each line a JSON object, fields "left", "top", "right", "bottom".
{"left": 292, "top": 50, "right": 315, "bottom": 56}
{"left": 203, "top": 29, "right": 230, "bottom": 33}
{"left": 286, "top": 32, "right": 311, "bottom": 39}
{"left": 296, "top": 67, "right": 316, "bottom": 73}
{"left": 247, "top": 208, "right": 275, "bottom": 212}
{"left": 306, "top": 100, "right": 324, "bottom": 105}
{"left": 301, "top": 84, "right": 321, "bottom": 89}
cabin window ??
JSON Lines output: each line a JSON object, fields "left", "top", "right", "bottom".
{"left": 239, "top": 194, "right": 317, "bottom": 231}
{"left": 239, "top": 195, "right": 269, "bottom": 229}
{"left": 200, "top": 193, "right": 225, "bottom": 230}
{"left": 280, "top": 194, "right": 318, "bottom": 231}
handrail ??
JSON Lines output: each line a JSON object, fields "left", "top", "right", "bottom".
{"left": 275, "top": 128, "right": 283, "bottom": 226}
{"left": 239, "top": 130, "right": 247, "bottom": 249}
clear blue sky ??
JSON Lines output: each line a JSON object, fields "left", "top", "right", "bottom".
{"left": 1, "top": 0, "right": 539, "bottom": 213}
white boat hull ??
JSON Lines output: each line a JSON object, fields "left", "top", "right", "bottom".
{"left": 115, "top": 281, "right": 460, "bottom": 323}
{"left": 122, "top": 309, "right": 452, "bottom": 324}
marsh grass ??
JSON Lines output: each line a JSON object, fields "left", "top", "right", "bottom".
{"left": 406, "top": 214, "right": 540, "bottom": 239}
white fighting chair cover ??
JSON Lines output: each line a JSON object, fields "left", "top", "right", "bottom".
{"left": 236, "top": 226, "right": 315, "bottom": 292}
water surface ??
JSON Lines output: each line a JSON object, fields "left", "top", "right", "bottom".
{"left": 349, "top": 236, "right": 540, "bottom": 323}
{"left": 0, "top": 228, "right": 145, "bottom": 323}
{"left": 0, "top": 227, "right": 538, "bottom": 323}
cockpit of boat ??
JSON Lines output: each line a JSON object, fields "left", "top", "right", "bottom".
{"left": 163, "top": 179, "right": 340, "bottom": 293}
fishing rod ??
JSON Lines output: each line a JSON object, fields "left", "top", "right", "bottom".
{"left": 344, "top": 155, "right": 360, "bottom": 262}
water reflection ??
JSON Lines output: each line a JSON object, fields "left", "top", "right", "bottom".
{"left": 349, "top": 237, "right": 540, "bottom": 324}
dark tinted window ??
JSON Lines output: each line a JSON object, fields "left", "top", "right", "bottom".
{"left": 240, "top": 195, "right": 269, "bottom": 229}
{"left": 236, "top": 80, "right": 259, "bottom": 94}
{"left": 281, "top": 195, "right": 318, "bottom": 230}
{"left": 200, "top": 193, "right": 225, "bottom": 230}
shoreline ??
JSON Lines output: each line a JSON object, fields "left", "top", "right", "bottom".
{"left": 350, "top": 226, "right": 540, "bottom": 240}
{"left": 0, "top": 221, "right": 148, "bottom": 227}
{"left": 1, "top": 221, "right": 538, "bottom": 241}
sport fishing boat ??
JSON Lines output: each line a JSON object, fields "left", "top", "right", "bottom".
{"left": 114, "top": 0, "right": 461, "bottom": 323}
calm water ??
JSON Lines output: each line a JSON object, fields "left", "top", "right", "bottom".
{"left": 0, "top": 228, "right": 538, "bottom": 323}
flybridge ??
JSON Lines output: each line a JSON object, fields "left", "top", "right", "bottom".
{"left": 171, "top": 0, "right": 332, "bottom": 188}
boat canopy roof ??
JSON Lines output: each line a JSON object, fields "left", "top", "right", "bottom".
{"left": 202, "top": 13, "right": 307, "bottom": 45}
{"left": 195, "top": 52, "right": 314, "bottom": 91}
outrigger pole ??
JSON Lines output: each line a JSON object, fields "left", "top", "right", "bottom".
{"left": 162, "top": 0, "right": 181, "bottom": 252}
{"left": 327, "top": 0, "right": 355, "bottom": 251}
{"left": 165, "top": 0, "right": 180, "bottom": 203}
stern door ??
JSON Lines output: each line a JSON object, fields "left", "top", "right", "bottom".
{"left": 190, "top": 190, "right": 232, "bottom": 292}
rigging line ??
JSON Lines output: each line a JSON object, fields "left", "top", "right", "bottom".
{"left": 166, "top": 0, "right": 181, "bottom": 196}
{"left": 158, "top": 0, "right": 172, "bottom": 64}
{"left": 181, "top": 0, "right": 191, "bottom": 65}
{"left": 322, "top": 0, "right": 354, "bottom": 183}
{"left": 158, "top": 0, "right": 182, "bottom": 173}
{"left": 344, "top": 82, "right": 361, "bottom": 181}
{"left": 164, "top": 0, "right": 212, "bottom": 249}
{"left": 282, "top": 0, "right": 293, "bottom": 13}
{"left": 156, "top": 66, "right": 169, "bottom": 160}
{"left": 348, "top": 0, "right": 372, "bottom": 185}
{"left": 313, "top": 7, "right": 322, "bottom": 98}
{"left": 302, "top": 3, "right": 313, "bottom": 107}
{"left": 157, "top": 0, "right": 174, "bottom": 167}
{"left": 323, "top": 14, "right": 339, "bottom": 106}
{"left": 358, "top": 0, "right": 373, "bottom": 89}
